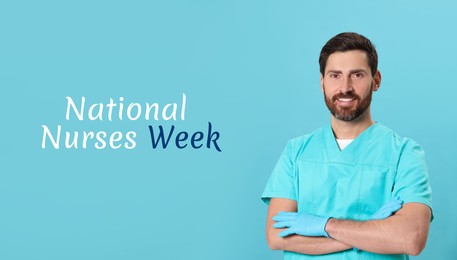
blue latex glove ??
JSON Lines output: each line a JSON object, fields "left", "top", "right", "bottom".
{"left": 273, "top": 211, "right": 330, "bottom": 238}
{"left": 370, "top": 196, "right": 404, "bottom": 220}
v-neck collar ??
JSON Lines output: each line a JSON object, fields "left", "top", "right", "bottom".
{"left": 323, "top": 122, "right": 381, "bottom": 164}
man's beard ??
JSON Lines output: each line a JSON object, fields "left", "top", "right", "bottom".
{"left": 323, "top": 87, "right": 372, "bottom": 121}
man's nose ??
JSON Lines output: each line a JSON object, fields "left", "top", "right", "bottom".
{"left": 340, "top": 76, "right": 354, "bottom": 93}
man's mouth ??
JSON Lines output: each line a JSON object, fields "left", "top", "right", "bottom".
{"left": 335, "top": 96, "right": 357, "bottom": 107}
{"left": 337, "top": 98, "right": 356, "bottom": 102}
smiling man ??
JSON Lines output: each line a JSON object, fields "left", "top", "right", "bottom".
{"left": 262, "top": 32, "right": 433, "bottom": 259}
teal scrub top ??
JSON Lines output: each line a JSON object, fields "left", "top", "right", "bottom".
{"left": 262, "top": 123, "right": 433, "bottom": 260}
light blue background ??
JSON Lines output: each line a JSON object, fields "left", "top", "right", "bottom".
{"left": 1, "top": 1, "right": 455, "bottom": 259}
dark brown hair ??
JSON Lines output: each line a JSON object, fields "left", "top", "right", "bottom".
{"left": 319, "top": 32, "right": 378, "bottom": 76}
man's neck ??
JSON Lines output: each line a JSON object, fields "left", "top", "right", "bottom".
{"left": 330, "top": 110, "right": 375, "bottom": 139}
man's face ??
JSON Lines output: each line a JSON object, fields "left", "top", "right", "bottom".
{"left": 321, "top": 50, "right": 380, "bottom": 121}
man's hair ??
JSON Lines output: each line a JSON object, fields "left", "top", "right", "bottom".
{"left": 319, "top": 32, "right": 378, "bottom": 76}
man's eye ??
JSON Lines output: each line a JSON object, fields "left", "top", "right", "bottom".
{"left": 329, "top": 74, "right": 338, "bottom": 78}
{"left": 353, "top": 73, "right": 363, "bottom": 78}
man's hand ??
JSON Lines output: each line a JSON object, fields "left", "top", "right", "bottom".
{"left": 266, "top": 198, "right": 352, "bottom": 255}
{"left": 272, "top": 197, "right": 403, "bottom": 239}
{"left": 272, "top": 211, "right": 330, "bottom": 238}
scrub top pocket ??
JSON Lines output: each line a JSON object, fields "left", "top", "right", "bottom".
{"left": 357, "top": 164, "right": 395, "bottom": 220}
{"left": 295, "top": 160, "right": 395, "bottom": 221}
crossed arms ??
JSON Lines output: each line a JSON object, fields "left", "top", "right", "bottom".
{"left": 266, "top": 198, "right": 432, "bottom": 256}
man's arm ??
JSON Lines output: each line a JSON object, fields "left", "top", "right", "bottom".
{"left": 266, "top": 198, "right": 352, "bottom": 255}
{"left": 325, "top": 203, "right": 431, "bottom": 256}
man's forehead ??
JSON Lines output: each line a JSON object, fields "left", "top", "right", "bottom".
{"left": 326, "top": 50, "right": 370, "bottom": 71}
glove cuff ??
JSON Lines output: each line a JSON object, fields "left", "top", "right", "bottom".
{"left": 323, "top": 217, "right": 332, "bottom": 238}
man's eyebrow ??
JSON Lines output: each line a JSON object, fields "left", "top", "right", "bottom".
{"left": 349, "top": 69, "right": 368, "bottom": 74}
{"left": 326, "top": 69, "right": 368, "bottom": 75}
{"left": 326, "top": 70, "right": 342, "bottom": 74}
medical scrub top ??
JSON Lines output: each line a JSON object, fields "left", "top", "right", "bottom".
{"left": 262, "top": 123, "right": 433, "bottom": 260}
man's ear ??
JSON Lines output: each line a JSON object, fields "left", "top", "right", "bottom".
{"left": 373, "top": 70, "right": 382, "bottom": 91}
{"left": 320, "top": 74, "right": 324, "bottom": 93}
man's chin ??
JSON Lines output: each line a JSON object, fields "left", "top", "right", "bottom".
{"left": 333, "top": 111, "right": 359, "bottom": 121}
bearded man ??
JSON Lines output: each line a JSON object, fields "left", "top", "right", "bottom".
{"left": 262, "top": 32, "right": 433, "bottom": 260}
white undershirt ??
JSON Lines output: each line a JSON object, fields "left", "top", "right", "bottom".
{"left": 336, "top": 139, "right": 354, "bottom": 151}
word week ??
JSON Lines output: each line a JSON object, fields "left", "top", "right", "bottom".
{"left": 41, "top": 94, "right": 222, "bottom": 152}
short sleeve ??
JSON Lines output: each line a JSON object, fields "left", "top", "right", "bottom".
{"left": 392, "top": 140, "right": 433, "bottom": 220}
{"left": 261, "top": 140, "right": 297, "bottom": 205}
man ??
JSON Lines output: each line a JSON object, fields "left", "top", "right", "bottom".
{"left": 261, "top": 32, "right": 433, "bottom": 259}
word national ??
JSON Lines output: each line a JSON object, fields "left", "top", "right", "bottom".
{"left": 65, "top": 94, "right": 186, "bottom": 121}
{"left": 41, "top": 94, "right": 222, "bottom": 152}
